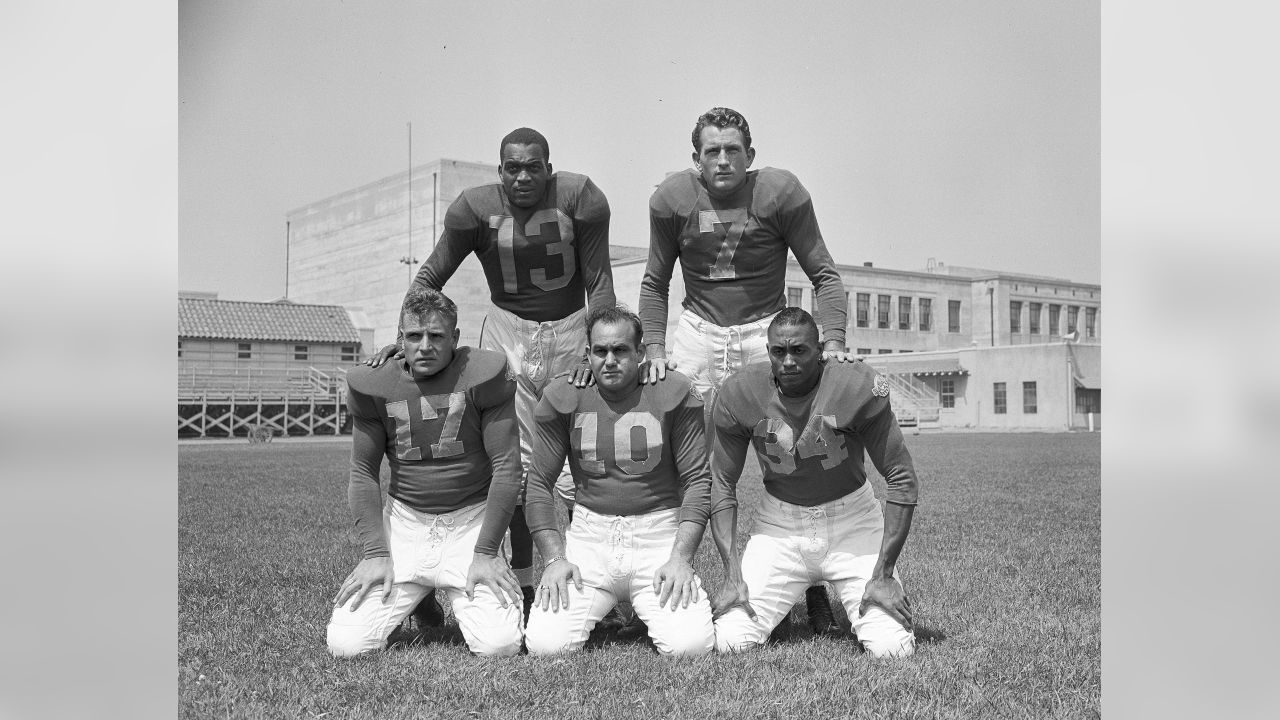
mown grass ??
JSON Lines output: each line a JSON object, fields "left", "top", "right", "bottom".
{"left": 179, "top": 432, "right": 1100, "bottom": 719}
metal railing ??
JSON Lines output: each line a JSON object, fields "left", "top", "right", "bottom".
{"left": 178, "top": 366, "right": 348, "bottom": 399}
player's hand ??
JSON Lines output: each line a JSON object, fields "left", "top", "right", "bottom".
{"left": 859, "top": 577, "right": 914, "bottom": 631}
{"left": 568, "top": 358, "right": 596, "bottom": 388}
{"left": 710, "top": 577, "right": 756, "bottom": 621}
{"left": 333, "top": 557, "right": 393, "bottom": 611}
{"left": 821, "top": 343, "right": 861, "bottom": 364}
{"left": 536, "top": 558, "right": 582, "bottom": 612}
{"left": 653, "top": 557, "right": 700, "bottom": 610}
{"left": 364, "top": 343, "right": 403, "bottom": 368}
{"left": 465, "top": 552, "right": 522, "bottom": 608}
{"left": 643, "top": 344, "right": 675, "bottom": 384}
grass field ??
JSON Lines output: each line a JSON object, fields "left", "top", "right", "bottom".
{"left": 179, "top": 432, "right": 1100, "bottom": 719}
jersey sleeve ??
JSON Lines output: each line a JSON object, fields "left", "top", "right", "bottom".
{"left": 574, "top": 178, "right": 616, "bottom": 316}
{"left": 638, "top": 189, "right": 683, "bottom": 347}
{"left": 346, "top": 384, "right": 389, "bottom": 559}
{"left": 411, "top": 194, "right": 481, "bottom": 293}
{"left": 669, "top": 380, "right": 712, "bottom": 526}
{"left": 522, "top": 391, "right": 572, "bottom": 534}
{"left": 778, "top": 178, "right": 847, "bottom": 346}
{"left": 848, "top": 370, "right": 918, "bottom": 505}
{"left": 708, "top": 385, "right": 753, "bottom": 518}
{"left": 471, "top": 361, "right": 522, "bottom": 556}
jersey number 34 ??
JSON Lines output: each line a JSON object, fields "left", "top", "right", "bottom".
{"left": 753, "top": 414, "right": 848, "bottom": 474}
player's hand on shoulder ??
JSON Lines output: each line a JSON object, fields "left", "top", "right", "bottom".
{"left": 653, "top": 557, "right": 700, "bottom": 610}
{"left": 859, "top": 577, "right": 913, "bottom": 631}
{"left": 710, "top": 578, "right": 756, "bottom": 620}
{"left": 821, "top": 341, "right": 861, "bottom": 364}
{"left": 643, "top": 344, "right": 674, "bottom": 384}
{"left": 364, "top": 343, "right": 403, "bottom": 368}
{"left": 465, "top": 552, "right": 522, "bottom": 608}
{"left": 567, "top": 356, "right": 596, "bottom": 388}
{"left": 333, "top": 556, "right": 393, "bottom": 611}
{"left": 536, "top": 557, "right": 582, "bottom": 613}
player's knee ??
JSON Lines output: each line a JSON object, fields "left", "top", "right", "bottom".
{"left": 325, "top": 622, "right": 382, "bottom": 658}
{"left": 656, "top": 630, "right": 714, "bottom": 657}
{"left": 467, "top": 627, "right": 523, "bottom": 658}
{"left": 712, "top": 609, "right": 766, "bottom": 654}
{"left": 859, "top": 631, "right": 915, "bottom": 659}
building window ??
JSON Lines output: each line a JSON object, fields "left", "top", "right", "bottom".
{"left": 940, "top": 378, "right": 955, "bottom": 408}
{"left": 1049, "top": 304, "right": 1061, "bottom": 336}
{"left": 1010, "top": 301, "right": 1022, "bottom": 334}
{"left": 877, "top": 349, "right": 893, "bottom": 354}
{"left": 948, "top": 300, "right": 961, "bottom": 333}
{"left": 1029, "top": 302, "right": 1042, "bottom": 335}
{"left": 238, "top": 342, "right": 252, "bottom": 360}
{"left": 1067, "top": 306, "right": 1080, "bottom": 334}
{"left": 341, "top": 345, "right": 357, "bottom": 362}
{"left": 1086, "top": 307, "right": 1097, "bottom": 338}
{"left": 1076, "top": 388, "right": 1102, "bottom": 414}
{"left": 1023, "top": 381, "right": 1038, "bottom": 413}
{"left": 878, "top": 295, "right": 891, "bottom": 329}
{"left": 856, "top": 348, "right": 872, "bottom": 355}
{"left": 294, "top": 345, "right": 309, "bottom": 361}
{"left": 919, "top": 298, "right": 932, "bottom": 331}
{"left": 898, "top": 297, "right": 911, "bottom": 330}
{"left": 856, "top": 293, "right": 870, "bottom": 328}
{"left": 177, "top": 340, "right": 183, "bottom": 358}
{"left": 993, "top": 382, "right": 1007, "bottom": 414}
{"left": 787, "top": 287, "right": 803, "bottom": 308}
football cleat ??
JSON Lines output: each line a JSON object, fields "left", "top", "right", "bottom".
{"left": 410, "top": 591, "right": 445, "bottom": 629}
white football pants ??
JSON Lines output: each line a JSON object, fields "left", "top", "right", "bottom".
{"left": 668, "top": 308, "right": 777, "bottom": 396}
{"left": 714, "top": 482, "right": 916, "bottom": 658}
{"left": 326, "top": 498, "right": 523, "bottom": 658}
{"left": 479, "top": 304, "right": 584, "bottom": 503}
{"left": 524, "top": 506, "right": 715, "bottom": 657}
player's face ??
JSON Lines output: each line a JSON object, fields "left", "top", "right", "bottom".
{"left": 499, "top": 143, "right": 552, "bottom": 208}
{"left": 401, "top": 310, "right": 459, "bottom": 379}
{"left": 587, "top": 320, "right": 645, "bottom": 397}
{"left": 693, "top": 126, "right": 755, "bottom": 198}
{"left": 767, "top": 324, "right": 822, "bottom": 396}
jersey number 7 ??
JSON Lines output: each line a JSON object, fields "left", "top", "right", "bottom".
{"left": 385, "top": 392, "right": 467, "bottom": 460}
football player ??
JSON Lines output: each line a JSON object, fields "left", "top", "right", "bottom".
{"left": 521, "top": 306, "right": 715, "bottom": 656}
{"left": 709, "top": 308, "right": 918, "bottom": 658}
{"left": 326, "top": 287, "right": 524, "bottom": 657}
{"left": 369, "top": 127, "right": 614, "bottom": 621}
{"left": 638, "top": 107, "right": 850, "bottom": 633}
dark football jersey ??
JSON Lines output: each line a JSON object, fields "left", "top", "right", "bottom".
{"left": 523, "top": 371, "right": 712, "bottom": 533}
{"left": 709, "top": 361, "right": 918, "bottom": 517}
{"left": 346, "top": 347, "right": 521, "bottom": 558}
{"left": 412, "top": 171, "right": 615, "bottom": 322}
{"left": 639, "top": 167, "right": 846, "bottom": 346}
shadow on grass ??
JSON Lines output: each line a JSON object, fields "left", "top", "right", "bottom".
{"left": 913, "top": 621, "right": 947, "bottom": 645}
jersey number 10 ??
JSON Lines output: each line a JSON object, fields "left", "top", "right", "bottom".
{"left": 572, "top": 411, "right": 663, "bottom": 475}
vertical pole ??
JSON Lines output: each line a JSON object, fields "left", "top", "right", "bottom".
{"left": 285, "top": 220, "right": 290, "bottom": 298}
{"left": 432, "top": 171, "right": 438, "bottom": 251}
{"left": 407, "top": 121, "right": 413, "bottom": 282}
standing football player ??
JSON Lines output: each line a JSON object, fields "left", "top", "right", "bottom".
{"left": 709, "top": 308, "right": 918, "bottom": 658}
{"left": 521, "top": 306, "right": 715, "bottom": 657}
{"left": 326, "top": 287, "right": 524, "bottom": 658}
{"left": 638, "top": 106, "right": 850, "bottom": 633}
{"left": 369, "top": 127, "right": 614, "bottom": 621}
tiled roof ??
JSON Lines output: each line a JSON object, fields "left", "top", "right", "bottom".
{"left": 178, "top": 297, "right": 361, "bottom": 343}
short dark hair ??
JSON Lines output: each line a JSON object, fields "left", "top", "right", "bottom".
{"left": 586, "top": 305, "right": 643, "bottom": 346}
{"left": 401, "top": 286, "right": 458, "bottom": 330}
{"left": 769, "top": 306, "right": 819, "bottom": 344}
{"left": 500, "top": 127, "right": 550, "bottom": 160}
{"left": 692, "top": 107, "right": 752, "bottom": 152}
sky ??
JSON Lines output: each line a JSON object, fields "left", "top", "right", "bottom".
{"left": 180, "top": 0, "right": 1100, "bottom": 300}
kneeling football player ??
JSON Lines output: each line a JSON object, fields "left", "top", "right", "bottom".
{"left": 326, "top": 288, "right": 524, "bottom": 657}
{"left": 522, "top": 306, "right": 715, "bottom": 656}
